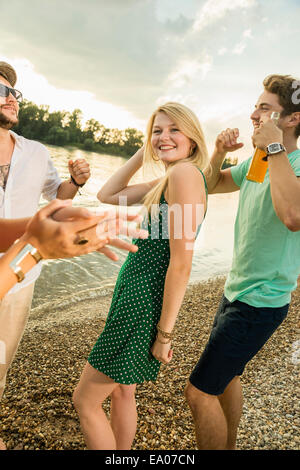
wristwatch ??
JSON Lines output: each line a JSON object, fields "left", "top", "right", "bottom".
{"left": 266, "top": 142, "right": 286, "bottom": 156}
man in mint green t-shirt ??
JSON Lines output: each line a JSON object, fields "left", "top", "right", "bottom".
{"left": 185, "top": 74, "right": 300, "bottom": 450}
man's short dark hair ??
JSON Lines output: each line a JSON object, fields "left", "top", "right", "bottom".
{"left": 263, "top": 74, "right": 300, "bottom": 138}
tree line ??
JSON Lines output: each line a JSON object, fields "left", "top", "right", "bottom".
{"left": 13, "top": 100, "right": 237, "bottom": 167}
{"left": 13, "top": 100, "right": 144, "bottom": 158}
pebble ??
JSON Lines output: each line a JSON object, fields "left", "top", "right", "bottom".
{"left": 0, "top": 277, "right": 299, "bottom": 450}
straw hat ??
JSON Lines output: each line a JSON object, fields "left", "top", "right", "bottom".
{"left": 0, "top": 62, "right": 17, "bottom": 87}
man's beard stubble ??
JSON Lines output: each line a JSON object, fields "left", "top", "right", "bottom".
{"left": 0, "top": 108, "right": 19, "bottom": 129}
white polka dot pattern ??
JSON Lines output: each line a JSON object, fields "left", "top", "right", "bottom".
{"left": 88, "top": 175, "right": 207, "bottom": 385}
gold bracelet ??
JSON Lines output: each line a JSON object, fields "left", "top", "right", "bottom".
{"left": 156, "top": 334, "right": 171, "bottom": 345}
{"left": 30, "top": 247, "right": 43, "bottom": 263}
{"left": 156, "top": 324, "right": 173, "bottom": 339}
{"left": 9, "top": 243, "right": 43, "bottom": 283}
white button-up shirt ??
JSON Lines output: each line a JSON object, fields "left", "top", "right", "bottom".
{"left": 0, "top": 131, "right": 62, "bottom": 294}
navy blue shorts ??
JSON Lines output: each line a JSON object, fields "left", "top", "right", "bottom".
{"left": 189, "top": 295, "right": 289, "bottom": 395}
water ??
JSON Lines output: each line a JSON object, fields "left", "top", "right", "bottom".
{"left": 32, "top": 145, "right": 239, "bottom": 312}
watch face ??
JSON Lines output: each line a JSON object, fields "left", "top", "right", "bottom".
{"left": 268, "top": 143, "right": 281, "bottom": 153}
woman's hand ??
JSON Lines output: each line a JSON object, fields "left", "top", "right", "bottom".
{"left": 151, "top": 338, "right": 173, "bottom": 365}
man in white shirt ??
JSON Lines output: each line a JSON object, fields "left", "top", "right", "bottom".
{"left": 0, "top": 61, "right": 90, "bottom": 449}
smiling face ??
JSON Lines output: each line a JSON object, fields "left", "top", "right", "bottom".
{"left": 151, "top": 111, "right": 194, "bottom": 165}
{"left": 250, "top": 90, "right": 283, "bottom": 130}
{"left": 0, "top": 76, "right": 19, "bottom": 129}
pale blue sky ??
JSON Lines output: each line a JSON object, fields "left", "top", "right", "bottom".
{"left": 0, "top": 0, "right": 299, "bottom": 159}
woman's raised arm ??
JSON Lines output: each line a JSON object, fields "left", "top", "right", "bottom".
{"left": 98, "top": 146, "right": 160, "bottom": 206}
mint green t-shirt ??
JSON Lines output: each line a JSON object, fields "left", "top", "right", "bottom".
{"left": 224, "top": 150, "right": 300, "bottom": 308}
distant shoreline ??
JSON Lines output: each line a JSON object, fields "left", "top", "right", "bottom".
{"left": 45, "top": 141, "right": 134, "bottom": 159}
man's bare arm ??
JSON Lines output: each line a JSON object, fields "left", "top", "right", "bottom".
{"left": 204, "top": 129, "right": 242, "bottom": 194}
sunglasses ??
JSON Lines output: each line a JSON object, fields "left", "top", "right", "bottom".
{"left": 0, "top": 83, "right": 23, "bottom": 103}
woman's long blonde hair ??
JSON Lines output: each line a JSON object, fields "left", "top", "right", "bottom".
{"left": 143, "top": 102, "right": 209, "bottom": 215}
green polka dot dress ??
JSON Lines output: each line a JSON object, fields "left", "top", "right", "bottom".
{"left": 88, "top": 172, "right": 207, "bottom": 384}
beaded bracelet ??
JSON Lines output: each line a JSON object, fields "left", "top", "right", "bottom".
{"left": 70, "top": 175, "right": 85, "bottom": 188}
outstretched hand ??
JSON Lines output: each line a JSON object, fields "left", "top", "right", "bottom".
{"left": 24, "top": 200, "right": 148, "bottom": 260}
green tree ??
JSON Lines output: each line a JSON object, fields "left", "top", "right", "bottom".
{"left": 47, "top": 126, "right": 70, "bottom": 146}
{"left": 66, "top": 109, "right": 83, "bottom": 144}
{"left": 83, "top": 138, "right": 94, "bottom": 151}
{"left": 122, "top": 128, "right": 144, "bottom": 155}
{"left": 14, "top": 100, "right": 49, "bottom": 140}
{"left": 47, "top": 110, "right": 68, "bottom": 130}
{"left": 83, "top": 119, "right": 103, "bottom": 141}
{"left": 102, "top": 128, "right": 123, "bottom": 145}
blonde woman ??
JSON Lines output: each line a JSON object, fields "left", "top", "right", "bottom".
{"left": 73, "top": 102, "right": 209, "bottom": 450}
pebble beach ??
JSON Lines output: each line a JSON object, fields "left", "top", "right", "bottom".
{"left": 0, "top": 276, "right": 299, "bottom": 451}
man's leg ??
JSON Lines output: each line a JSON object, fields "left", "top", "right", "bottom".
{"left": 0, "top": 284, "right": 34, "bottom": 449}
{"left": 185, "top": 376, "right": 242, "bottom": 450}
{"left": 218, "top": 376, "right": 243, "bottom": 450}
{"left": 186, "top": 296, "right": 289, "bottom": 450}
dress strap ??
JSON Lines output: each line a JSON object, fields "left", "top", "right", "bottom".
{"left": 197, "top": 168, "right": 208, "bottom": 197}
{"left": 195, "top": 167, "right": 208, "bottom": 216}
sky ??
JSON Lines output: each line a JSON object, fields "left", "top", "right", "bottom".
{"left": 0, "top": 0, "right": 299, "bottom": 159}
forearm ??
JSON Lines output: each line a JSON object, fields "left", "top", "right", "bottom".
{"left": 0, "top": 218, "right": 30, "bottom": 252}
{"left": 268, "top": 152, "right": 300, "bottom": 231}
{"left": 158, "top": 265, "right": 191, "bottom": 333}
{"left": 0, "top": 234, "right": 37, "bottom": 299}
{"left": 98, "top": 147, "right": 144, "bottom": 201}
{"left": 56, "top": 179, "right": 78, "bottom": 200}
{"left": 204, "top": 148, "right": 227, "bottom": 193}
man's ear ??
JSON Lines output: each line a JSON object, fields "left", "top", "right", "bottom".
{"left": 286, "top": 112, "right": 300, "bottom": 129}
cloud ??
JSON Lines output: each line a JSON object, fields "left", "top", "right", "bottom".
{"left": 0, "top": 0, "right": 257, "bottom": 120}
{"left": 167, "top": 55, "right": 213, "bottom": 88}
{"left": 193, "top": 0, "right": 256, "bottom": 32}
{"left": 218, "top": 47, "right": 228, "bottom": 56}
{"left": 0, "top": 0, "right": 171, "bottom": 119}
{"left": 232, "top": 42, "right": 247, "bottom": 55}
{"left": 0, "top": 0, "right": 298, "bottom": 141}
{"left": 232, "top": 26, "right": 253, "bottom": 55}
{"left": 0, "top": 0, "right": 259, "bottom": 125}
{"left": 243, "top": 28, "right": 253, "bottom": 38}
